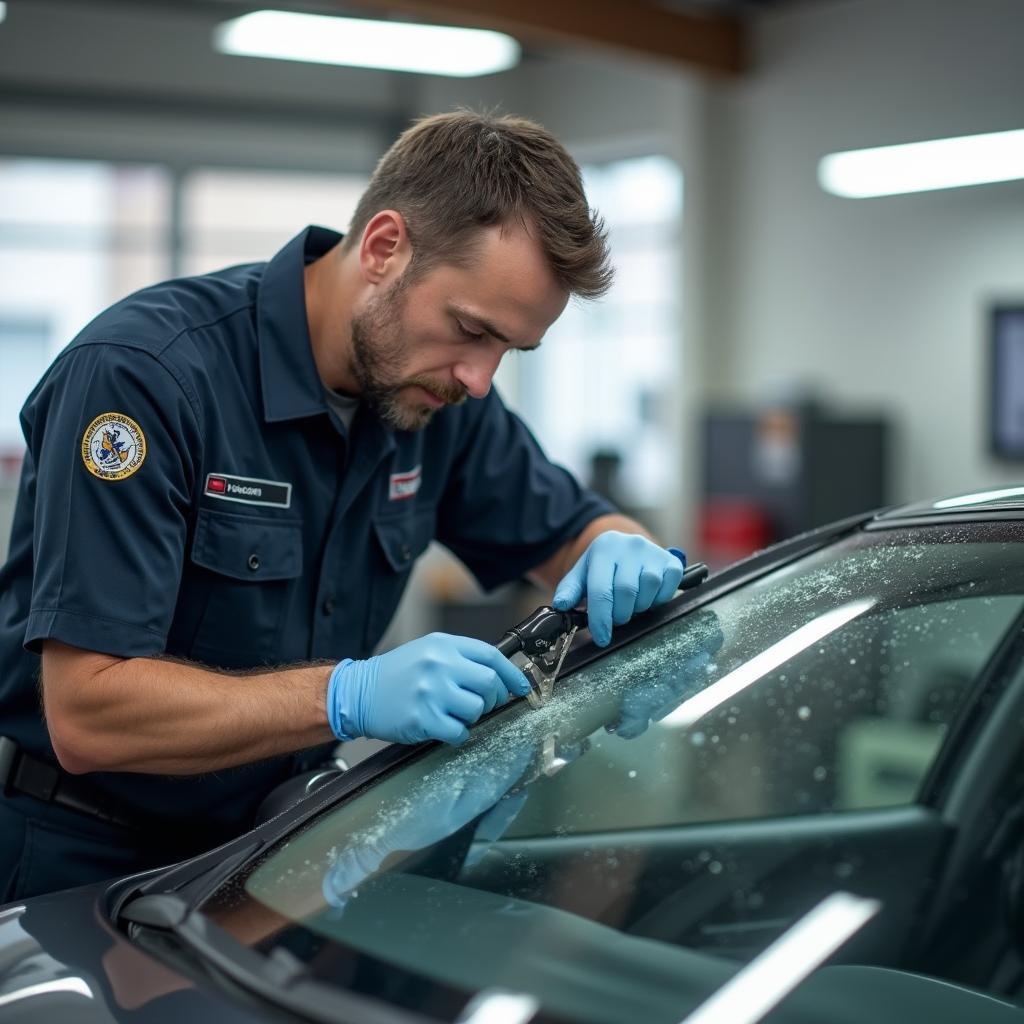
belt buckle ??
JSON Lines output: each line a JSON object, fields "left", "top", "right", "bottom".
{"left": 0, "top": 736, "right": 18, "bottom": 795}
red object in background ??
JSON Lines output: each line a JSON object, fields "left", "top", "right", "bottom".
{"left": 698, "top": 498, "right": 774, "bottom": 571}
{"left": 0, "top": 448, "right": 25, "bottom": 488}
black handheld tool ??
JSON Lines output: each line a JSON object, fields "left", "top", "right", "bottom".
{"left": 496, "top": 562, "right": 709, "bottom": 707}
{"left": 496, "top": 606, "right": 587, "bottom": 708}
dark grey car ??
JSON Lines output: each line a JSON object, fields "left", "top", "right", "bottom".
{"left": 6, "top": 487, "right": 1024, "bottom": 1024}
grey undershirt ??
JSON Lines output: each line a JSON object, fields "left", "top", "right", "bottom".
{"left": 324, "top": 388, "right": 360, "bottom": 433}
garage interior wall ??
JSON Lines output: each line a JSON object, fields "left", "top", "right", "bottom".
{"left": 704, "top": 0, "right": 1024, "bottom": 505}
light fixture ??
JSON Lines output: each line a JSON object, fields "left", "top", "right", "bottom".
{"left": 661, "top": 598, "right": 875, "bottom": 729}
{"left": 0, "top": 3, "right": 7, "bottom": 25}
{"left": 819, "top": 128, "right": 1024, "bottom": 198}
{"left": 214, "top": 10, "right": 520, "bottom": 78}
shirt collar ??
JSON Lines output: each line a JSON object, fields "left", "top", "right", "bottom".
{"left": 257, "top": 225, "right": 341, "bottom": 423}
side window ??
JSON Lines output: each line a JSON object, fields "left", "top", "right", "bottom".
{"left": 503, "top": 578, "right": 1024, "bottom": 838}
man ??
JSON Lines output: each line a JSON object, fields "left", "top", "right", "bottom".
{"left": 0, "top": 111, "right": 685, "bottom": 899}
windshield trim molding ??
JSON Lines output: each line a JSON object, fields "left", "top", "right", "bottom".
{"left": 867, "top": 510, "right": 1024, "bottom": 529}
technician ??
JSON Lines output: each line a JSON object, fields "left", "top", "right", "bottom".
{"left": 0, "top": 111, "right": 685, "bottom": 899}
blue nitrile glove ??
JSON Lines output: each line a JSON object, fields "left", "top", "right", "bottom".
{"left": 552, "top": 532, "right": 686, "bottom": 647}
{"left": 323, "top": 746, "right": 532, "bottom": 910}
{"left": 326, "top": 633, "right": 531, "bottom": 746}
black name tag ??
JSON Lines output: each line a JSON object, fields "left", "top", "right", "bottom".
{"left": 205, "top": 473, "right": 292, "bottom": 508}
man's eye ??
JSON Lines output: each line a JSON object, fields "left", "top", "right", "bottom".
{"left": 456, "top": 321, "right": 486, "bottom": 341}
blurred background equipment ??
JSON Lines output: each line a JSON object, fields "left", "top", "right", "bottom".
{"left": 700, "top": 399, "right": 890, "bottom": 567}
{"left": 990, "top": 305, "right": 1024, "bottom": 460}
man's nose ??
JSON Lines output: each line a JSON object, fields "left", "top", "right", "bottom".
{"left": 452, "top": 348, "right": 503, "bottom": 400}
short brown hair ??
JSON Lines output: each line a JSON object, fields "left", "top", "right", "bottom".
{"left": 343, "top": 109, "right": 613, "bottom": 299}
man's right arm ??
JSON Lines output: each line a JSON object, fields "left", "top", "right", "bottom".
{"left": 42, "top": 641, "right": 335, "bottom": 775}
{"left": 43, "top": 631, "right": 534, "bottom": 775}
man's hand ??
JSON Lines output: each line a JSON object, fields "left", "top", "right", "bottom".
{"left": 327, "top": 633, "right": 532, "bottom": 746}
{"left": 552, "top": 531, "right": 685, "bottom": 647}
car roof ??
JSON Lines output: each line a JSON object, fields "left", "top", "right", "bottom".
{"left": 872, "top": 485, "right": 1024, "bottom": 527}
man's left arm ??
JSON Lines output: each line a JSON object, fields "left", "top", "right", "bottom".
{"left": 531, "top": 514, "right": 685, "bottom": 648}
{"left": 436, "top": 392, "right": 684, "bottom": 647}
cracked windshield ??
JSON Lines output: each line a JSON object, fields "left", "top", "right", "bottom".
{"left": 204, "top": 524, "right": 1024, "bottom": 1024}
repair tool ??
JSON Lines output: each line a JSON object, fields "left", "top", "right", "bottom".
{"left": 496, "top": 606, "right": 587, "bottom": 708}
{"left": 496, "top": 562, "right": 710, "bottom": 708}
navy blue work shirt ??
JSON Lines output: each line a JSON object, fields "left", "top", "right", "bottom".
{"left": 0, "top": 225, "right": 612, "bottom": 836}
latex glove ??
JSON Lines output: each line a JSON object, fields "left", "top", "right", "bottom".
{"left": 610, "top": 612, "right": 725, "bottom": 739}
{"left": 327, "top": 633, "right": 531, "bottom": 746}
{"left": 323, "top": 746, "right": 532, "bottom": 908}
{"left": 553, "top": 531, "right": 686, "bottom": 647}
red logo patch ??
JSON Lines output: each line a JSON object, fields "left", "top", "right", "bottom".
{"left": 389, "top": 466, "right": 422, "bottom": 501}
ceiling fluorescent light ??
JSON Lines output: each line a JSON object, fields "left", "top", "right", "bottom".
{"left": 0, "top": 3, "right": 7, "bottom": 25}
{"left": 214, "top": 10, "right": 520, "bottom": 78}
{"left": 819, "top": 128, "right": 1024, "bottom": 198}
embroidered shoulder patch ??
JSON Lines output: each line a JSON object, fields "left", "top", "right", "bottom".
{"left": 81, "top": 412, "right": 147, "bottom": 481}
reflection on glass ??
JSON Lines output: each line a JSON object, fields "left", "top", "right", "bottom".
{"left": 680, "top": 892, "right": 880, "bottom": 1024}
{"left": 663, "top": 598, "right": 875, "bottom": 729}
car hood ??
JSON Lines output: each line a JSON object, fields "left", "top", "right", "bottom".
{"left": 0, "top": 886, "right": 262, "bottom": 1024}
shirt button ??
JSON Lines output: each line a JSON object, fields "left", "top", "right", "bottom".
{"left": 401, "top": 544, "right": 412, "bottom": 561}
{"left": 322, "top": 596, "right": 336, "bottom": 616}
{"left": 248, "top": 553, "right": 261, "bottom": 571}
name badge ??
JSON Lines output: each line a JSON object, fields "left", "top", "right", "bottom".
{"left": 205, "top": 473, "right": 292, "bottom": 508}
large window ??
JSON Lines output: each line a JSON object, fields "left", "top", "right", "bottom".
{"left": 501, "top": 154, "right": 683, "bottom": 515}
{"left": 0, "top": 158, "right": 171, "bottom": 454}
{"left": 0, "top": 159, "right": 368, "bottom": 456}
{"left": 181, "top": 168, "right": 367, "bottom": 275}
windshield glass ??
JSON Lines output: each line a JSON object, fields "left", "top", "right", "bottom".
{"left": 202, "top": 523, "right": 1024, "bottom": 1024}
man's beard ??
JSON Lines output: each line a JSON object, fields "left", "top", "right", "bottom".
{"left": 349, "top": 275, "right": 467, "bottom": 431}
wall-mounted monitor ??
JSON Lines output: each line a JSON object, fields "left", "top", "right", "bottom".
{"left": 991, "top": 306, "right": 1024, "bottom": 459}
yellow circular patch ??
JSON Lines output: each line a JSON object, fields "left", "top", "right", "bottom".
{"left": 81, "top": 412, "right": 147, "bottom": 481}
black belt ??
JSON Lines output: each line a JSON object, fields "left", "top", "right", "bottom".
{"left": 0, "top": 735, "right": 145, "bottom": 831}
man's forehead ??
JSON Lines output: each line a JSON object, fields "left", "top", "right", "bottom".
{"left": 446, "top": 301, "right": 540, "bottom": 351}
{"left": 437, "top": 228, "right": 569, "bottom": 343}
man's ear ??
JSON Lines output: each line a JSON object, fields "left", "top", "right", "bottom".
{"left": 358, "top": 209, "right": 412, "bottom": 284}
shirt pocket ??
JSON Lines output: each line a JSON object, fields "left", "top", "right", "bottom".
{"left": 188, "top": 507, "right": 303, "bottom": 665}
{"left": 364, "top": 508, "right": 435, "bottom": 651}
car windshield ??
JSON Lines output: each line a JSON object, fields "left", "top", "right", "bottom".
{"left": 202, "top": 522, "right": 1024, "bottom": 1024}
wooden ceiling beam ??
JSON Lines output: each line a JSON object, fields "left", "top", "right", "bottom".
{"left": 333, "top": 0, "right": 748, "bottom": 76}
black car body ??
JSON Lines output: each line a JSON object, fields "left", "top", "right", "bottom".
{"left": 6, "top": 487, "right": 1024, "bottom": 1024}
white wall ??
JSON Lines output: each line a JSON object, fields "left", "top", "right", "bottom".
{"left": 709, "top": 0, "right": 1024, "bottom": 503}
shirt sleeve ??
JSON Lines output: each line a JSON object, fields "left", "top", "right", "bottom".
{"left": 436, "top": 390, "right": 615, "bottom": 591}
{"left": 22, "top": 342, "right": 202, "bottom": 657}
